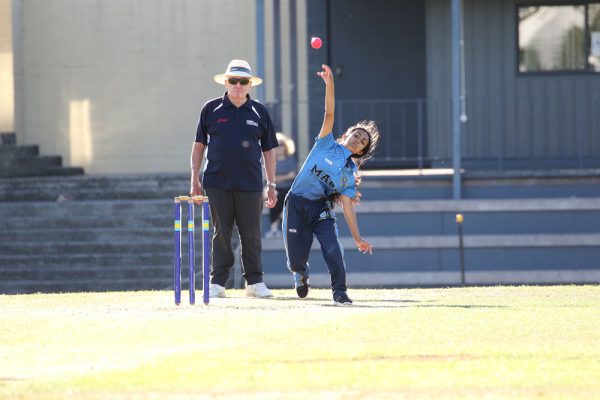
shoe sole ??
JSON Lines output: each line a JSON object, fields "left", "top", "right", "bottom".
{"left": 334, "top": 301, "right": 353, "bottom": 306}
{"left": 245, "top": 288, "right": 274, "bottom": 298}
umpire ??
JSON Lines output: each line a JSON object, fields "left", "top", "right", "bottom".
{"left": 190, "top": 59, "right": 278, "bottom": 298}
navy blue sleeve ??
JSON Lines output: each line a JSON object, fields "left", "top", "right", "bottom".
{"left": 259, "top": 105, "right": 278, "bottom": 152}
{"left": 195, "top": 102, "right": 210, "bottom": 144}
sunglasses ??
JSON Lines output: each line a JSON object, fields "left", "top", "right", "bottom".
{"left": 228, "top": 77, "right": 250, "bottom": 86}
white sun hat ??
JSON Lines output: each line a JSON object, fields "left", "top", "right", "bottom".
{"left": 213, "top": 59, "right": 263, "bottom": 86}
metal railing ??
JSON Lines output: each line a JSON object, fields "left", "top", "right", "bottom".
{"left": 266, "top": 95, "right": 600, "bottom": 171}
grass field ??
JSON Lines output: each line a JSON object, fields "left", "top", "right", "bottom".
{"left": 1, "top": 285, "right": 599, "bottom": 399}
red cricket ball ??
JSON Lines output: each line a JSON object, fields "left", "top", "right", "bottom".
{"left": 311, "top": 37, "right": 323, "bottom": 50}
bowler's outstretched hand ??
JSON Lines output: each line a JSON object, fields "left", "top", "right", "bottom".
{"left": 317, "top": 64, "right": 333, "bottom": 84}
{"left": 356, "top": 238, "right": 373, "bottom": 255}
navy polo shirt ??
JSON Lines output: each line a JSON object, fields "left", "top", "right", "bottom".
{"left": 195, "top": 93, "right": 278, "bottom": 192}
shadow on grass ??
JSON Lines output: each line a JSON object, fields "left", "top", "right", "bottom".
{"left": 320, "top": 303, "right": 509, "bottom": 309}
{"left": 268, "top": 296, "right": 508, "bottom": 309}
{"left": 170, "top": 295, "right": 509, "bottom": 310}
{"left": 0, "top": 377, "right": 26, "bottom": 384}
{"left": 270, "top": 354, "right": 477, "bottom": 364}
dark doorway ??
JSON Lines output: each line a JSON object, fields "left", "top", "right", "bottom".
{"left": 327, "top": 0, "right": 427, "bottom": 168}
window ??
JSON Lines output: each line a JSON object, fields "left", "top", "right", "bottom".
{"left": 518, "top": 2, "right": 600, "bottom": 73}
{"left": 590, "top": 3, "right": 600, "bottom": 70}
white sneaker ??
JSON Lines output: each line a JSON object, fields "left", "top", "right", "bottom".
{"left": 245, "top": 282, "right": 273, "bottom": 298}
{"left": 209, "top": 284, "right": 226, "bottom": 298}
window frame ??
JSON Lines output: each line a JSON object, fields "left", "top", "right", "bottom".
{"left": 516, "top": 1, "right": 599, "bottom": 75}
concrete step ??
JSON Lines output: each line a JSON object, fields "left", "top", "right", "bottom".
{"left": 0, "top": 199, "right": 170, "bottom": 218}
{"left": 0, "top": 143, "right": 84, "bottom": 178}
{"left": 46, "top": 166, "right": 86, "bottom": 176}
{"left": 3, "top": 170, "right": 600, "bottom": 201}
{"left": 0, "top": 174, "right": 187, "bottom": 201}
{"left": 0, "top": 277, "right": 173, "bottom": 295}
{"left": 0, "top": 240, "right": 172, "bottom": 256}
{"left": 2, "top": 233, "right": 599, "bottom": 294}
{"left": 2, "top": 195, "right": 600, "bottom": 293}
{"left": 3, "top": 208, "right": 599, "bottom": 240}
{"left": 0, "top": 227, "right": 170, "bottom": 242}
{"left": 2, "top": 198, "right": 600, "bottom": 232}
{"left": 0, "top": 252, "right": 171, "bottom": 268}
{"left": 0, "top": 264, "right": 176, "bottom": 281}
{"left": 0, "top": 144, "right": 39, "bottom": 157}
{"left": 0, "top": 132, "right": 16, "bottom": 145}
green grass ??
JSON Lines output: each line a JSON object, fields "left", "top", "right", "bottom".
{"left": 1, "top": 286, "right": 599, "bottom": 399}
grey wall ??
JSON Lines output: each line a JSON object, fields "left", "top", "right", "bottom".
{"left": 426, "top": 0, "right": 600, "bottom": 168}
{"left": 11, "top": 0, "right": 260, "bottom": 174}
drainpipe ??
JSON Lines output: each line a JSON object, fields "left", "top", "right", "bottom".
{"left": 256, "top": 0, "right": 265, "bottom": 102}
{"left": 451, "top": 0, "right": 463, "bottom": 199}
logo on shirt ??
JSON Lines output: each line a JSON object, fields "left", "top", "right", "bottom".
{"left": 217, "top": 118, "right": 228, "bottom": 123}
{"left": 246, "top": 120, "right": 259, "bottom": 127}
{"left": 325, "top": 158, "right": 333, "bottom": 166}
{"left": 311, "top": 164, "right": 335, "bottom": 188}
{"left": 341, "top": 174, "right": 348, "bottom": 188}
{"left": 288, "top": 228, "right": 297, "bottom": 233}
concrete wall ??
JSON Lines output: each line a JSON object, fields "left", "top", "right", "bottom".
{"left": 264, "top": 0, "right": 309, "bottom": 161}
{"left": 0, "top": 0, "right": 14, "bottom": 133}
{"left": 12, "top": 0, "right": 263, "bottom": 174}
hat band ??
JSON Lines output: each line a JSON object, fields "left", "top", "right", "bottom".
{"left": 229, "top": 66, "right": 251, "bottom": 74}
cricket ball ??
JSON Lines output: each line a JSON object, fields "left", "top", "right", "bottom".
{"left": 311, "top": 37, "right": 322, "bottom": 50}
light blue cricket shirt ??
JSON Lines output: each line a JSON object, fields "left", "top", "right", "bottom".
{"left": 289, "top": 133, "right": 357, "bottom": 201}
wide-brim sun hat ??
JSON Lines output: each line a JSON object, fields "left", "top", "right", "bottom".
{"left": 213, "top": 59, "right": 263, "bottom": 86}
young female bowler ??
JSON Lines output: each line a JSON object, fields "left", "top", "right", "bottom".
{"left": 282, "top": 64, "right": 380, "bottom": 305}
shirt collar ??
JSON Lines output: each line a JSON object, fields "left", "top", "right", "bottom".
{"left": 222, "top": 92, "right": 253, "bottom": 110}
{"left": 346, "top": 157, "right": 357, "bottom": 171}
{"left": 340, "top": 143, "right": 354, "bottom": 161}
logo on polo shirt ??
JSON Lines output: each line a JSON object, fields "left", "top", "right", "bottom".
{"left": 246, "top": 120, "right": 259, "bottom": 127}
{"left": 217, "top": 118, "right": 228, "bottom": 123}
{"left": 311, "top": 164, "right": 335, "bottom": 188}
{"left": 341, "top": 175, "right": 348, "bottom": 188}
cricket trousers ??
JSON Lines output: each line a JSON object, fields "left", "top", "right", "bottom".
{"left": 204, "top": 188, "right": 264, "bottom": 286}
{"left": 282, "top": 193, "right": 348, "bottom": 298}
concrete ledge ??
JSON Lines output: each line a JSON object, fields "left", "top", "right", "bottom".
{"left": 263, "top": 269, "right": 600, "bottom": 288}
{"left": 4, "top": 197, "right": 600, "bottom": 215}
{"left": 262, "top": 233, "right": 600, "bottom": 250}
{"left": 351, "top": 198, "right": 600, "bottom": 213}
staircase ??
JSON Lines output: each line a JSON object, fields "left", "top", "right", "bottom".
{"left": 0, "top": 133, "right": 84, "bottom": 178}
{"left": 1, "top": 171, "right": 600, "bottom": 294}
{"left": 0, "top": 200, "right": 172, "bottom": 293}
{"left": 263, "top": 197, "right": 600, "bottom": 288}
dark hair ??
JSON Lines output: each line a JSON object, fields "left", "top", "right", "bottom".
{"left": 329, "top": 120, "right": 380, "bottom": 206}
{"left": 345, "top": 120, "right": 380, "bottom": 169}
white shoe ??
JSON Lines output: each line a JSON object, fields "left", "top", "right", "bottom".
{"left": 245, "top": 282, "right": 273, "bottom": 298}
{"left": 209, "top": 284, "right": 226, "bottom": 298}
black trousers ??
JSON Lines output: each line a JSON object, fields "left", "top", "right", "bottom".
{"left": 204, "top": 188, "right": 264, "bottom": 286}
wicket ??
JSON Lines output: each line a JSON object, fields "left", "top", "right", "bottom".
{"left": 173, "top": 196, "right": 211, "bottom": 305}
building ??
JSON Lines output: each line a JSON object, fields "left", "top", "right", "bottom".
{"left": 2, "top": 0, "right": 599, "bottom": 177}
{"left": 1, "top": 0, "right": 600, "bottom": 292}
